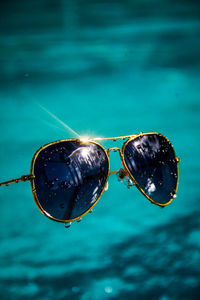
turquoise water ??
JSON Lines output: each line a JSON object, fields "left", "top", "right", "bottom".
{"left": 0, "top": 1, "right": 200, "bottom": 299}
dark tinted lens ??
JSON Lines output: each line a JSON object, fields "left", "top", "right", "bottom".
{"left": 32, "top": 141, "right": 109, "bottom": 221}
{"left": 123, "top": 134, "right": 178, "bottom": 204}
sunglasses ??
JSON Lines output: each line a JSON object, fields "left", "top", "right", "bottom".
{"left": 0, "top": 132, "right": 180, "bottom": 228}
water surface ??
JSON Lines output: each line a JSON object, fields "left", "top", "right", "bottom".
{"left": 0, "top": 1, "right": 200, "bottom": 299}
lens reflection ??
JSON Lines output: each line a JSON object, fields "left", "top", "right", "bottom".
{"left": 33, "top": 141, "right": 109, "bottom": 221}
{"left": 123, "top": 134, "right": 178, "bottom": 204}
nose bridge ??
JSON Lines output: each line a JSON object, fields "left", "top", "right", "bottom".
{"left": 107, "top": 147, "right": 122, "bottom": 158}
{"left": 107, "top": 147, "right": 129, "bottom": 177}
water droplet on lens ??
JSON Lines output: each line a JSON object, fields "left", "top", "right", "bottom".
{"left": 60, "top": 181, "right": 70, "bottom": 189}
{"left": 47, "top": 180, "right": 55, "bottom": 188}
{"left": 172, "top": 173, "right": 177, "bottom": 178}
{"left": 66, "top": 158, "right": 71, "bottom": 165}
{"left": 64, "top": 222, "right": 72, "bottom": 228}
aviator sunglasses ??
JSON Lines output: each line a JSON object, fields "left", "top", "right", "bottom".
{"left": 0, "top": 132, "right": 180, "bottom": 228}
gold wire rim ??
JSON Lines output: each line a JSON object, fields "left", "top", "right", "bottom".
{"left": 30, "top": 132, "right": 179, "bottom": 223}
{"left": 30, "top": 139, "right": 110, "bottom": 223}
{"left": 121, "top": 132, "right": 179, "bottom": 207}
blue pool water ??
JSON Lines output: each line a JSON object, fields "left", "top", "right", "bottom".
{"left": 0, "top": 1, "right": 200, "bottom": 299}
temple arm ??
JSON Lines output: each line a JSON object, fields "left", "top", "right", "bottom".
{"left": 0, "top": 169, "right": 126, "bottom": 187}
{"left": 0, "top": 175, "right": 34, "bottom": 187}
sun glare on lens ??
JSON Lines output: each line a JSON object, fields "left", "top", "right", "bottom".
{"left": 81, "top": 137, "right": 89, "bottom": 143}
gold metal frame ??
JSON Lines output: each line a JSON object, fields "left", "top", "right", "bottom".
{"left": 121, "top": 132, "right": 179, "bottom": 207}
{"left": 0, "top": 132, "right": 180, "bottom": 224}
{"left": 30, "top": 139, "right": 110, "bottom": 223}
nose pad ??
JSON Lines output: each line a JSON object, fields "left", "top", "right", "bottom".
{"left": 116, "top": 168, "right": 135, "bottom": 189}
